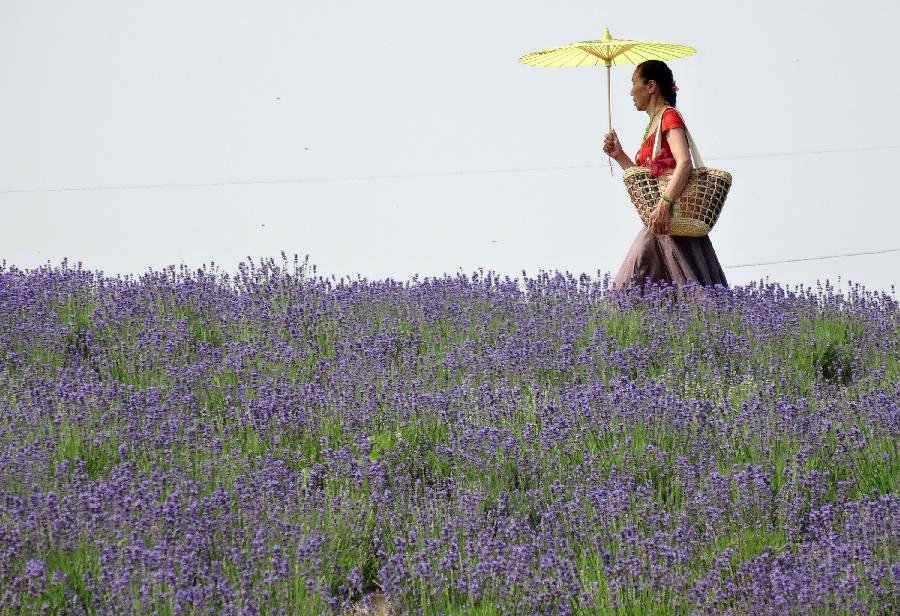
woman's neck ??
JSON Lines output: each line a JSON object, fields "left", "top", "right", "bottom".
{"left": 645, "top": 96, "right": 669, "bottom": 118}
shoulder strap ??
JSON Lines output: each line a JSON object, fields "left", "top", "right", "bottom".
{"left": 651, "top": 107, "right": 706, "bottom": 169}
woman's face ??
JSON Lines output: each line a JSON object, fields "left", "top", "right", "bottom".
{"left": 630, "top": 70, "right": 653, "bottom": 111}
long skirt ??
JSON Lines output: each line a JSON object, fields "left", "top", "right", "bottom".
{"left": 613, "top": 227, "right": 727, "bottom": 292}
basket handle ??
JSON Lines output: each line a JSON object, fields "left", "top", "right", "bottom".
{"left": 651, "top": 108, "right": 706, "bottom": 169}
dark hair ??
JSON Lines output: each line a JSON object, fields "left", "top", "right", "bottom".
{"left": 637, "top": 60, "right": 677, "bottom": 107}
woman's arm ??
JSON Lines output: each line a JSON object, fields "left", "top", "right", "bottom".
{"left": 648, "top": 127, "right": 692, "bottom": 234}
{"left": 660, "top": 127, "right": 692, "bottom": 203}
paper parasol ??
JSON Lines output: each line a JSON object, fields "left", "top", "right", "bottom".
{"left": 519, "top": 27, "right": 696, "bottom": 132}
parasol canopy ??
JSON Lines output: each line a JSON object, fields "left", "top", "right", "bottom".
{"left": 519, "top": 27, "right": 696, "bottom": 131}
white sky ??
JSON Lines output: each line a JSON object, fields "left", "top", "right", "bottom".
{"left": 2, "top": 0, "right": 898, "bottom": 294}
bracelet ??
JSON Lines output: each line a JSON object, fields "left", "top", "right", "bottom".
{"left": 660, "top": 194, "right": 676, "bottom": 205}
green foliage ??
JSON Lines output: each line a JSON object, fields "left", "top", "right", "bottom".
{"left": 600, "top": 309, "right": 646, "bottom": 349}
{"left": 709, "top": 527, "right": 787, "bottom": 562}
{"left": 788, "top": 316, "right": 863, "bottom": 388}
{"left": 54, "top": 422, "right": 121, "bottom": 480}
{"left": 853, "top": 436, "right": 899, "bottom": 496}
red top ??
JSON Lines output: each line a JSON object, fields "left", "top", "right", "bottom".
{"left": 635, "top": 108, "right": 686, "bottom": 177}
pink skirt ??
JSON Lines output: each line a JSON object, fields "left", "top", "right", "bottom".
{"left": 613, "top": 227, "right": 727, "bottom": 292}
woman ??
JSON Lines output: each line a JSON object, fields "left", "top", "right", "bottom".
{"left": 603, "top": 60, "right": 727, "bottom": 292}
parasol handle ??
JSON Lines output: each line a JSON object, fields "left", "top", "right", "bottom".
{"left": 605, "top": 62, "right": 613, "bottom": 176}
{"left": 606, "top": 63, "right": 612, "bottom": 133}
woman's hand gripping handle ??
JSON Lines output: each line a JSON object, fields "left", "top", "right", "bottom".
{"left": 603, "top": 131, "right": 635, "bottom": 171}
{"left": 603, "top": 130, "right": 623, "bottom": 158}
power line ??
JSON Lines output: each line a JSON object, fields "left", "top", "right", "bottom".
{"left": 1, "top": 144, "right": 898, "bottom": 195}
{"left": 0, "top": 166, "right": 584, "bottom": 195}
{"left": 725, "top": 247, "right": 900, "bottom": 269}
{"left": 710, "top": 144, "right": 900, "bottom": 161}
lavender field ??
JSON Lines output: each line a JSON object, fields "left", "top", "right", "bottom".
{"left": 1, "top": 256, "right": 898, "bottom": 615}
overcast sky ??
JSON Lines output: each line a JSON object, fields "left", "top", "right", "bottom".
{"left": 2, "top": 0, "right": 898, "bottom": 294}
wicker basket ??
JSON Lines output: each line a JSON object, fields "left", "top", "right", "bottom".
{"left": 622, "top": 108, "right": 732, "bottom": 237}
{"left": 622, "top": 165, "right": 732, "bottom": 237}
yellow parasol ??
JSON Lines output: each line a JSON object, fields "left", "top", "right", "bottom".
{"left": 519, "top": 27, "right": 696, "bottom": 133}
